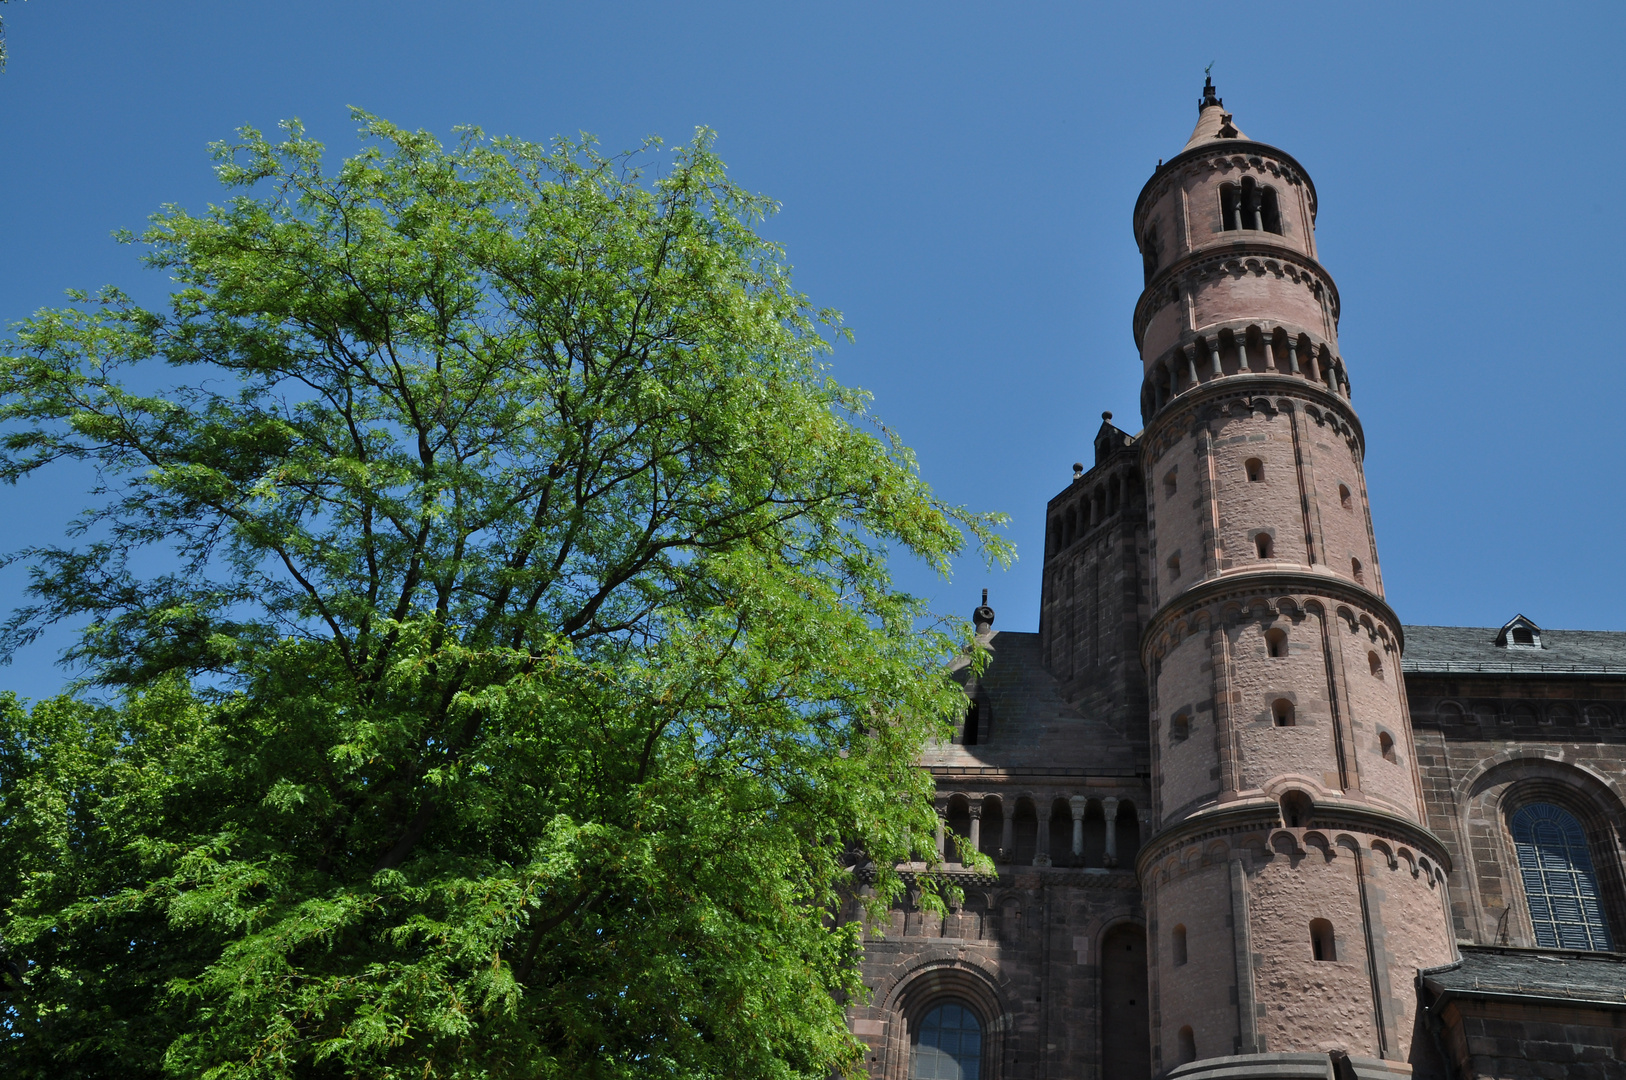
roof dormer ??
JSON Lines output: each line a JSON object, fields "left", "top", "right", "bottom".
{"left": 1494, "top": 614, "right": 1543, "bottom": 649}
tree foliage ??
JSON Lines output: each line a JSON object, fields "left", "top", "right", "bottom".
{"left": 0, "top": 113, "right": 1007, "bottom": 1078}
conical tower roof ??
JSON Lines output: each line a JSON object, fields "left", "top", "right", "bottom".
{"left": 1181, "top": 75, "right": 1247, "bottom": 150}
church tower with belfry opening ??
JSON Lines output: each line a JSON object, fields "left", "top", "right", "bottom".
{"left": 847, "top": 77, "right": 1626, "bottom": 1080}
{"left": 1131, "top": 76, "right": 1454, "bottom": 1077}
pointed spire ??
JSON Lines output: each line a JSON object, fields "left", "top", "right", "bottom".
{"left": 1183, "top": 74, "right": 1247, "bottom": 150}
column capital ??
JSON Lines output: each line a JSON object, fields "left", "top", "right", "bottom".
{"left": 1069, "top": 795, "right": 1089, "bottom": 820}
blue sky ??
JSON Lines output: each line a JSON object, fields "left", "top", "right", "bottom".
{"left": 1, "top": 2, "right": 1623, "bottom": 700}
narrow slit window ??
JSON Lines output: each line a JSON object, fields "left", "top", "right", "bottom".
{"left": 1245, "top": 457, "right": 1264, "bottom": 482}
{"left": 1177, "top": 1026, "right": 1197, "bottom": 1065}
{"left": 1167, "top": 554, "right": 1181, "bottom": 581}
{"left": 1172, "top": 924, "right": 1188, "bottom": 966}
{"left": 1351, "top": 558, "right": 1364, "bottom": 584}
{"left": 1310, "top": 918, "right": 1337, "bottom": 961}
{"left": 1164, "top": 469, "right": 1178, "bottom": 497}
{"left": 1170, "top": 712, "right": 1190, "bottom": 744}
{"left": 1255, "top": 533, "right": 1273, "bottom": 559}
{"left": 963, "top": 701, "right": 980, "bottom": 746}
{"left": 1339, "top": 483, "right": 1353, "bottom": 509}
{"left": 1266, "top": 627, "right": 1287, "bottom": 658}
{"left": 1272, "top": 698, "right": 1295, "bottom": 727}
{"left": 1368, "top": 651, "right": 1384, "bottom": 679}
{"left": 1379, "top": 731, "right": 1397, "bottom": 763}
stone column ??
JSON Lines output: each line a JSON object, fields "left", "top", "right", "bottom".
{"left": 1035, "top": 800, "right": 1052, "bottom": 867}
{"left": 1186, "top": 348, "right": 1200, "bottom": 388}
{"left": 1236, "top": 337, "right": 1250, "bottom": 372}
{"left": 1286, "top": 337, "right": 1301, "bottom": 374}
{"left": 1103, "top": 796, "right": 1120, "bottom": 868}
{"left": 968, "top": 803, "right": 982, "bottom": 859}
{"left": 1208, "top": 337, "right": 1223, "bottom": 376}
{"left": 935, "top": 808, "right": 946, "bottom": 860}
{"left": 1263, "top": 334, "right": 1277, "bottom": 371}
{"left": 1070, "top": 796, "right": 1088, "bottom": 865}
{"left": 1000, "top": 802, "right": 1015, "bottom": 864}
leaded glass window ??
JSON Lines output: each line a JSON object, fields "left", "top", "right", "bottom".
{"left": 1511, "top": 803, "right": 1613, "bottom": 951}
{"left": 911, "top": 1002, "right": 982, "bottom": 1080}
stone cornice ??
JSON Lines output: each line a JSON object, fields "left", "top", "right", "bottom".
{"left": 1133, "top": 139, "right": 1319, "bottom": 237}
{"left": 1134, "top": 243, "right": 1340, "bottom": 350}
{"left": 1138, "top": 376, "right": 1365, "bottom": 464}
{"left": 1134, "top": 798, "right": 1453, "bottom": 879}
{"left": 1139, "top": 567, "right": 1405, "bottom": 666}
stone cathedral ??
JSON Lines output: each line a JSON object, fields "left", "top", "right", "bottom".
{"left": 843, "top": 80, "right": 1626, "bottom": 1080}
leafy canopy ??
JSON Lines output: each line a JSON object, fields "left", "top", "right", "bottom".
{"left": 0, "top": 113, "right": 1007, "bottom": 1079}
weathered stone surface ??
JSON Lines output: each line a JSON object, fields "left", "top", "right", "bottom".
{"left": 849, "top": 84, "right": 1626, "bottom": 1080}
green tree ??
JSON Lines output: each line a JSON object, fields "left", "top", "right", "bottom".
{"left": 0, "top": 114, "right": 1007, "bottom": 1079}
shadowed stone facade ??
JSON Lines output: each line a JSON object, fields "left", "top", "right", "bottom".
{"left": 846, "top": 81, "right": 1626, "bottom": 1080}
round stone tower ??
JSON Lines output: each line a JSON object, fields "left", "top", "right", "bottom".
{"left": 1132, "top": 80, "right": 1455, "bottom": 1078}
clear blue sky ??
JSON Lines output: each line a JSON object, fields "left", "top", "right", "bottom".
{"left": 2, "top": 2, "right": 1623, "bottom": 701}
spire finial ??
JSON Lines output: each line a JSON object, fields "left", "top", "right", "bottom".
{"left": 1200, "top": 67, "right": 1222, "bottom": 112}
{"left": 973, "top": 591, "right": 995, "bottom": 634}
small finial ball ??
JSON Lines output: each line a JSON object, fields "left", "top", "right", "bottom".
{"left": 1102, "top": 411, "right": 1113, "bottom": 421}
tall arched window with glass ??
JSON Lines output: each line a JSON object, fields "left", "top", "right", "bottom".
{"left": 1510, "top": 803, "right": 1614, "bottom": 951}
{"left": 911, "top": 1002, "right": 983, "bottom": 1080}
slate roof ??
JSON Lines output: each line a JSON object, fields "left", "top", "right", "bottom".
{"left": 1402, "top": 625, "right": 1626, "bottom": 676}
{"left": 1422, "top": 945, "right": 1626, "bottom": 1007}
{"left": 933, "top": 631, "right": 1143, "bottom": 774}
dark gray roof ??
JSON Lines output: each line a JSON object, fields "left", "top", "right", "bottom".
{"left": 1402, "top": 625, "right": 1626, "bottom": 676}
{"left": 1422, "top": 945, "right": 1626, "bottom": 1007}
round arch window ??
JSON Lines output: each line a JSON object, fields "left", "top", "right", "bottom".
{"left": 1510, "top": 802, "right": 1614, "bottom": 951}
{"left": 911, "top": 1002, "right": 983, "bottom": 1079}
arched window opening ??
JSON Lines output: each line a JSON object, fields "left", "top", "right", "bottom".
{"left": 1310, "top": 918, "right": 1337, "bottom": 961}
{"left": 1101, "top": 925, "right": 1151, "bottom": 1078}
{"left": 1170, "top": 712, "right": 1190, "bottom": 744}
{"left": 1255, "top": 533, "right": 1273, "bottom": 559}
{"left": 1177, "top": 1025, "right": 1197, "bottom": 1065}
{"left": 1272, "top": 698, "right": 1296, "bottom": 727}
{"left": 1510, "top": 803, "right": 1614, "bottom": 951}
{"left": 1164, "top": 468, "right": 1178, "bottom": 497}
{"left": 1245, "top": 457, "right": 1264, "bottom": 483}
{"left": 1351, "top": 558, "right": 1364, "bottom": 584}
{"left": 1172, "top": 924, "right": 1188, "bottom": 966}
{"left": 1368, "top": 651, "right": 1384, "bottom": 679}
{"left": 1219, "top": 177, "right": 1283, "bottom": 234}
{"left": 1339, "top": 483, "right": 1353, "bottom": 509}
{"left": 979, "top": 800, "right": 1003, "bottom": 860}
{"left": 1266, "top": 627, "right": 1287, "bottom": 658}
{"left": 911, "top": 1002, "right": 983, "bottom": 1080}
{"left": 1142, "top": 226, "right": 1160, "bottom": 285}
{"left": 1116, "top": 800, "right": 1141, "bottom": 864}
{"left": 1167, "top": 553, "right": 1181, "bottom": 582}
{"left": 963, "top": 700, "right": 980, "bottom": 746}
{"left": 1281, "top": 790, "right": 1313, "bottom": 828}
{"left": 1379, "top": 731, "right": 1397, "bottom": 763}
